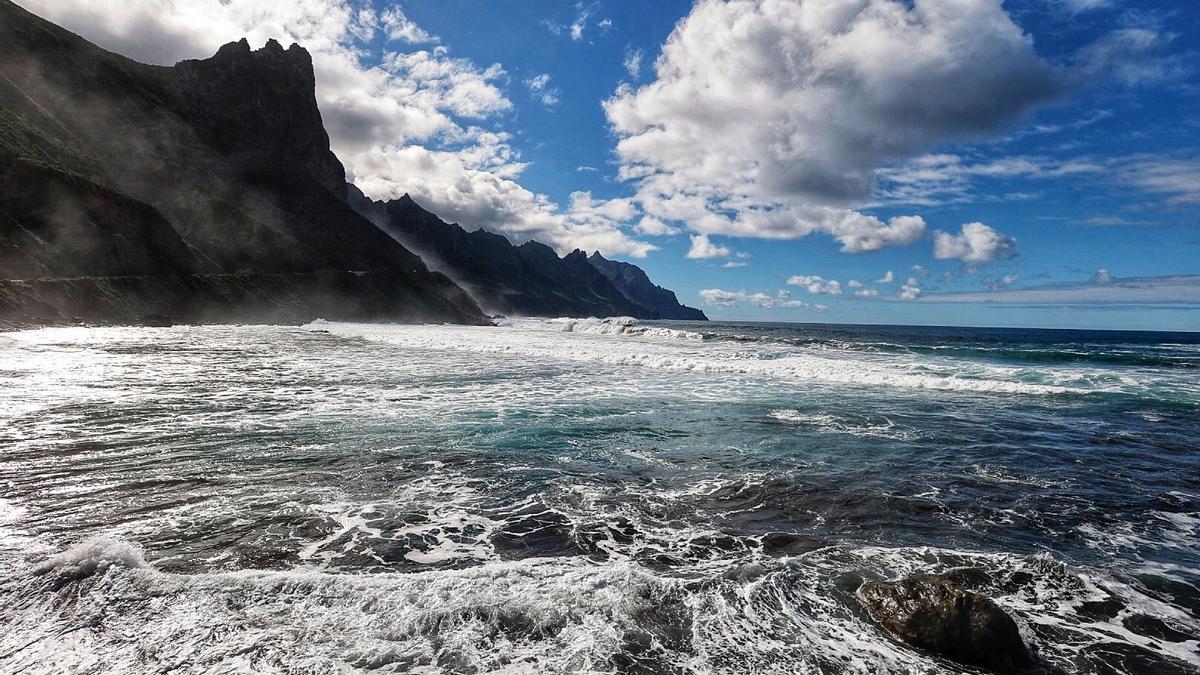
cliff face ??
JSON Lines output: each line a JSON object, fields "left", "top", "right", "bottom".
{"left": 588, "top": 252, "right": 707, "bottom": 321}
{"left": 0, "top": 0, "right": 486, "bottom": 326}
{"left": 348, "top": 186, "right": 702, "bottom": 320}
{"left": 163, "top": 38, "right": 348, "bottom": 200}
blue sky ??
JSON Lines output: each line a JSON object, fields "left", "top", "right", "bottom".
{"left": 23, "top": 0, "right": 1200, "bottom": 330}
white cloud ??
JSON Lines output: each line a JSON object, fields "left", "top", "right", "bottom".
{"left": 686, "top": 234, "right": 732, "bottom": 260}
{"left": 722, "top": 261, "right": 748, "bottom": 269}
{"left": 623, "top": 47, "right": 643, "bottom": 79}
{"left": 381, "top": 6, "right": 439, "bottom": 44}
{"left": 570, "top": 2, "right": 597, "bottom": 41}
{"left": 19, "top": 0, "right": 655, "bottom": 258}
{"left": 699, "top": 289, "right": 825, "bottom": 311}
{"left": 1093, "top": 267, "right": 1112, "bottom": 284}
{"left": 854, "top": 288, "right": 880, "bottom": 298}
{"left": 635, "top": 217, "right": 679, "bottom": 236}
{"left": 525, "top": 73, "right": 560, "bottom": 107}
{"left": 933, "top": 222, "right": 1017, "bottom": 262}
{"left": 603, "top": 0, "right": 1061, "bottom": 250}
{"left": 847, "top": 280, "right": 863, "bottom": 289}
{"left": 900, "top": 277, "right": 923, "bottom": 301}
{"left": 876, "top": 271, "right": 896, "bottom": 284}
{"left": 1122, "top": 158, "right": 1200, "bottom": 206}
{"left": 877, "top": 153, "right": 1106, "bottom": 206}
{"left": 787, "top": 275, "right": 843, "bottom": 296}
{"left": 985, "top": 272, "right": 1020, "bottom": 290}
{"left": 1059, "top": 0, "right": 1112, "bottom": 13}
{"left": 1075, "top": 27, "right": 1184, "bottom": 87}
{"left": 922, "top": 275, "right": 1200, "bottom": 305}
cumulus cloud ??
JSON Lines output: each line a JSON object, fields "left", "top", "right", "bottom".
{"left": 686, "top": 234, "right": 732, "bottom": 259}
{"left": 700, "top": 289, "right": 825, "bottom": 311}
{"left": 603, "top": 0, "right": 1062, "bottom": 250}
{"left": 876, "top": 271, "right": 896, "bottom": 284}
{"left": 19, "top": 0, "right": 655, "bottom": 258}
{"left": 787, "top": 275, "right": 843, "bottom": 296}
{"left": 933, "top": 222, "right": 1017, "bottom": 262}
{"left": 899, "top": 277, "right": 923, "bottom": 301}
{"left": 381, "top": 6, "right": 439, "bottom": 44}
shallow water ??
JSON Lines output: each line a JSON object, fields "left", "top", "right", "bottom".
{"left": 1, "top": 318, "right": 1197, "bottom": 674}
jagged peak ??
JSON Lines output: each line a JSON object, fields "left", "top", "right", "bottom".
{"left": 214, "top": 38, "right": 251, "bottom": 58}
{"left": 202, "top": 37, "right": 313, "bottom": 72}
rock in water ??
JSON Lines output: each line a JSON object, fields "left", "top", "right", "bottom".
{"left": 858, "top": 574, "right": 1032, "bottom": 674}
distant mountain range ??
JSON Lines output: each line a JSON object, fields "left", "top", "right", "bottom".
{"left": 0, "top": 0, "right": 703, "bottom": 326}
{"left": 348, "top": 188, "right": 706, "bottom": 320}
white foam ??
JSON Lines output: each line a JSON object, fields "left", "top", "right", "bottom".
{"left": 302, "top": 321, "right": 1108, "bottom": 397}
{"left": 770, "top": 409, "right": 917, "bottom": 440}
{"left": 31, "top": 535, "right": 146, "bottom": 579}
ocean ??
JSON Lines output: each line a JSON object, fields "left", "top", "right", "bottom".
{"left": 1, "top": 318, "right": 1197, "bottom": 674}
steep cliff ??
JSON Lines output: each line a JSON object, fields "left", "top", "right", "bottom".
{"left": 588, "top": 252, "right": 707, "bottom": 321}
{"left": 0, "top": 0, "right": 486, "bottom": 326}
{"left": 349, "top": 187, "right": 701, "bottom": 319}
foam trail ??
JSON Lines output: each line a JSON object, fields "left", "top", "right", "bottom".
{"left": 305, "top": 320, "right": 1140, "bottom": 397}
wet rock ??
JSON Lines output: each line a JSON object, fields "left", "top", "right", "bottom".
{"left": 858, "top": 574, "right": 1032, "bottom": 674}
{"left": 1122, "top": 613, "right": 1194, "bottom": 643}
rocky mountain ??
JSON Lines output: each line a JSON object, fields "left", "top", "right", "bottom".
{"left": 348, "top": 187, "right": 706, "bottom": 320}
{"left": 0, "top": 0, "right": 486, "bottom": 326}
{"left": 588, "top": 252, "right": 707, "bottom": 321}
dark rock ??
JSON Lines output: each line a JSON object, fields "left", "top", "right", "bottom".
{"left": 1122, "top": 614, "right": 1194, "bottom": 643}
{"left": 0, "top": 0, "right": 487, "bottom": 326}
{"left": 589, "top": 251, "right": 707, "bottom": 320}
{"left": 858, "top": 574, "right": 1032, "bottom": 674}
{"left": 347, "top": 185, "right": 703, "bottom": 320}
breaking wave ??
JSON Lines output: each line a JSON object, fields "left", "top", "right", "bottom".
{"left": 305, "top": 319, "right": 1193, "bottom": 400}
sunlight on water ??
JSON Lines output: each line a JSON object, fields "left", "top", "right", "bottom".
{"left": 1, "top": 320, "right": 1197, "bottom": 674}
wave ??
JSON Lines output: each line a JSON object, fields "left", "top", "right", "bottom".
{"left": 496, "top": 319, "right": 1200, "bottom": 370}
{"left": 769, "top": 409, "right": 917, "bottom": 440}
{"left": 305, "top": 321, "right": 1162, "bottom": 398}
{"left": 5, "top": 536, "right": 1196, "bottom": 674}
{"left": 509, "top": 316, "right": 707, "bottom": 342}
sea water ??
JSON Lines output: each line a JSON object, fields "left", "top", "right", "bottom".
{"left": 0, "top": 318, "right": 1197, "bottom": 673}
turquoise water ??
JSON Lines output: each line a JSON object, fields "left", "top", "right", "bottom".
{"left": 1, "top": 319, "right": 1197, "bottom": 673}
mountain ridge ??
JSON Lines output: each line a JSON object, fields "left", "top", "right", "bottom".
{"left": 0, "top": 0, "right": 486, "bottom": 325}
{"left": 347, "top": 186, "right": 706, "bottom": 320}
{"left": 0, "top": 0, "right": 702, "bottom": 327}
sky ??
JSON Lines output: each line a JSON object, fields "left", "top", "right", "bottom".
{"left": 19, "top": 0, "right": 1200, "bottom": 330}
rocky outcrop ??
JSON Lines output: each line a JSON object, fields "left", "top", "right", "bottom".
{"left": 858, "top": 574, "right": 1032, "bottom": 674}
{"left": 349, "top": 186, "right": 704, "bottom": 320}
{"left": 588, "top": 252, "right": 706, "bottom": 320}
{"left": 162, "top": 37, "right": 347, "bottom": 200}
{"left": 0, "top": 0, "right": 487, "bottom": 325}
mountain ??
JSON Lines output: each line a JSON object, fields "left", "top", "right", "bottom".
{"left": 348, "top": 187, "right": 706, "bottom": 320}
{"left": 588, "top": 252, "right": 708, "bottom": 321}
{"left": 0, "top": 0, "right": 486, "bottom": 326}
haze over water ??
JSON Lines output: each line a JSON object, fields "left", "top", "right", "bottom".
{"left": 1, "top": 318, "right": 1198, "bottom": 673}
